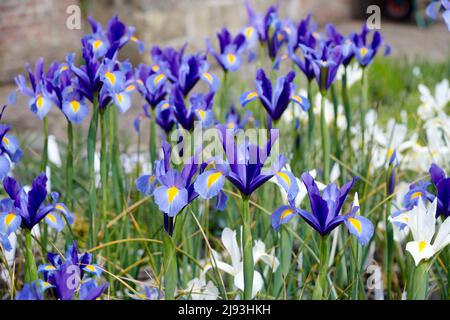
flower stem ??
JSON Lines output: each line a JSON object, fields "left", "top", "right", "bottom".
{"left": 306, "top": 80, "right": 315, "bottom": 169}
{"left": 313, "top": 235, "right": 329, "bottom": 300}
{"left": 385, "top": 172, "right": 394, "bottom": 299}
{"left": 407, "top": 261, "right": 429, "bottom": 300}
{"left": 40, "top": 116, "right": 49, "bottom": 172}
{"left": 320, "top": 91, "right": 330, "bottom": 182}
{"left": 99, "top": 110, "right": 108, "bottom": 222}
{"left": 242, "top": 196, "right": 253, "bottom": 300}
{"left": 66, "top": 121, "right": 73, "bottom": 210}
{"left": 163, "top": 227, "right": 178, "bottom": 299}
{"left": 24, "top": 229, "right": 38, "bottom": 283}
{"left": 341, "top": 68, "right": 353, "bottom": 165}
{"left": 88, "top": 95, "right": 99, "bottom": 248}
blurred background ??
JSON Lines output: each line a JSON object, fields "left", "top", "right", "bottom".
{"left": 0, "top": 0, "right": 449, "bottom": 138}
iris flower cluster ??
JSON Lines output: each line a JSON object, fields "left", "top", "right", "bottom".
{"left": 0, "top": 174, "right": 72, "bottom": 250}
{"left": 16, "top": 241, "right": 107, "bottom": 300}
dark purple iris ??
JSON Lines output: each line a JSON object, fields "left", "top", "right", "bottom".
{"left": 300, "top": 172, "right": 358, "bottom": 235}
{"left": 429, "top": 163, "right": 450, "bottom": 218}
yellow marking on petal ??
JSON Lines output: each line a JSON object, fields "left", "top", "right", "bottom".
{"left": 45, "top": 266, "right": 56, "bottom": 270}
{"left": 93, "top": 40, "right": 103, "bottom": 51}
{"left": 154, "top": 74, "right": 165, "bottom": 85}
{"left": 207, "top": 172, "right": 222, "bottom": 189}
{"left": 227, "top": 122, "right": 235, "bottom": 129}
{"left": 348, "top": 218, "right": 362, "bottom": 235}
{"left": 202, "top": 72, "right": 213, "bottom": 84}
{"left": 126, "top": 84, "right": 136, "bottom": 92}
{"left": 47, "top": 213, "right": 57, "bottom": 223}
{"left": 131, "top": 36, "right": 139, "bottom": 42}
{"left": 245, "top": 27, "right": 254, "bottom": 38}
{"left": 148, "top": 175, "right": 156, "bottom": 183}
{"left": 152, "top": 65, "right": 160, "bottom": 72}
{"left": 387, "top": 148, "right": 394, "bottom": 159}
{"left": 2, "top": 136, "right": 9, "bottom": 146}
{"left": 281, "top": 208, "right": 294, "bottom": 220}
{"left": 167, "top": 187, "right": 179, "bottom": 204}
{"left": 197, "top": 109, "right": 206, "bottom": 120}
{"left": 85, "top": 265, "right": 96, "bottom": 272}
{"left": 161, "top": 102, "right": 170, "bottom": 110}
{"left": 137, "top": 79, "right": 144, "bottom": 86}
{"left": 70, "top": 100, "right": 80, "bottom": 113}
{"left": 292, "top": 95, "right": 303, "bottom": 104}
{"left": 277, "top": 33, "right": 284, "bottom": 41}
{"left": 276, "top": 172, "right": 291, "bottom": 187}
{"left": 360, "top": 47, "right": 368, "bottom": 57}
{"left": 411, "top": 191, "right": 422, "bottom": 199}
{"left": 5, "top": 214, "right": 16, "bottom": 226}
{"left": 60, "top": 65, "right": 69, "bottom": 72}
{"left": 116, "top": 93, "right": 123, "bottom": 103}
{"left": 36, "top": 95, "right": 44, "bottom": 109}
{"left": 418, "top": 241, "right": 427, "bottom": 253}
{"left": 105, "top": 72, "right": 116, "bottom": 85}
{"left": 246, "top": 91, "right": 258, "bottom": 100}
{"left": 226, "top": 53, "right": 237, "bottom": 65}
{"left": 55, "top": 204, "right": 67, "bottom": 213}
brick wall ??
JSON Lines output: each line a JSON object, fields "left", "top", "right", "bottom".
{"left": 0, "top": 0, "right": 352, "bottom": 84}
{"left": 0, "top": 0, "right": 82, "bottom": 83}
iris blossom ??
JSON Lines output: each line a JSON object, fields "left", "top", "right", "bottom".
{"left": 352, "top": 23, "right": 390, "bottom": 68}
{"left": 151, "top": 45, "right": 219, "bottom": 96}
{"left": 136, "top": 141, "right": 211, "bottom": 235}
{"left": 240, "top": 69, "right": 309, "bottom": 122}
{"left": 287, "top": 14, "right": 318, "bottom": 80}
{"left": 272, "top": 173, "right": 374, "bottom": 245}
{"left": 0, "top": 108, "right": 22, "bottom": 179}
{"left": 302, "top": 41, "right": 342, "bottom": 93}
{"left": 37, "top": 241, "right": 107, "bottom": 300}
{"left": 0, "top": 174, "right": 72, "bottom": 251}
{"left": 194, "top": 125, "right": 295, "bottom": 201}
{"left": 171, "top": 87, "right": 216, "bottom": 130}
{"left": 207, "top": 28, "right": 247, "bottom": 72}
{"left": 135, "top": 63, "right": 168, "bottom": 109}
{"left": 429, "top": 163, "right": 450, "bottom": 217}
{"left": 426, "top": 0, "right": 450, "bottom": 31}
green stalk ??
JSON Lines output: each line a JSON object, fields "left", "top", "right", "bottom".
{"left": 99, "top": 111, "right": 108, "bottom": 222}
{"left": 242, "top": 196, "right": 253, "bottom": 300}
{"left": 313, "top": 236, "right": 329, "bottom": 300}
{"left": 163, "top": 229, "right": 178, "bottom": 299}
{"left": 306, "top": 80, "right": 314, "bottom": 169}
{"left": 341, "top": 69, "right": 353, "bottom": 164}
{"left": 41, "top": 117, "right": 48, "bottom": 172}
{"left": 87, "top": 95, "right": 99, "bottom": 248}
{"left": 385, "top": 167, "right": 394, "bottom": 299}
{"left": 407, "top": 261, "right": 429, "bottom": 300}
{"left": 24, "top": 229, "right": 38, "bottom": 283}
{"left": 360, "top": 68, "right": 368, "bottom": 171}
{"left": 149, "top": 109, "right": 157, "bottom": 166}
{"left": 320, "top": 91, "right": 330, "bottom": 182}
{"left": 66, "top": 121, "right": 74, "bottom": 210}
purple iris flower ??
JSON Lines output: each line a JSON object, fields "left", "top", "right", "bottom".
{"left": 66, "top": 16, "right": 139, "bottom": 109}
{"left": 37, "top": 241, "right": 107, "bottom": 300}
{"left": 240, "top": 69, "right": 309, "bottom": 122}
{"left": 151, "top": 45, "right": 218, "bottom": 96}
{"left": 264, "top": 6, "right": 287, "bottom": 60}
{"left": 224, "top": 104, "right": 256, "bottom": 131}
{"left": 0, "top": 107, "right": 22, "bottom": 179}
{"left": 352, "top": 23, "right": 390, "bottom": 67}
{"left": 429, "top": 163, "right": 450, "bottom": 217}
{"left": 244, "top": 0, "right": 267, "bottom": 42}
{"left": 302, "top": 41, "right": 342, "bottom": 93}
{"left": 288, "top": 14, "right": 318, "bottom": 80}
{"left": 136, "top": 141, "right": 207, "bottom": 235}
{"left": 15, "top": 282, "right": 43, "bottom": 300}
{"left": 207, "top": 28, "right": 247, "bottom": 72}
{"left": 402, "top": 180, "right": 435, "bottom": 210}
{"left": 426, "top": 0, "right": 450, "bottom": 31}
{"left": 194, "top": 125, "right": 287, "bottom": 200}
{"left": 171, "top": 87, "right": 216, "bottom": 130}
{"left": 135, "top": 63, "right": 168, "bottom": 109}
{"left": 326, "top": 24, "right": 355, "bottom": 67}
{"left": 300, "top": 172, "right": 360, "bottom": 236}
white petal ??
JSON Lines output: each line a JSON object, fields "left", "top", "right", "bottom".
{"left": 432, "top": 216, "right": 450, "bottom": 254}
{"left": 234, "top": 270, "right": 264, "bottom": 299}
{"left": 406, "top": 241, "right": 434, "bottom": 266}
{"left": 221, "top": 228, "right": 241, "bottom": 271}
